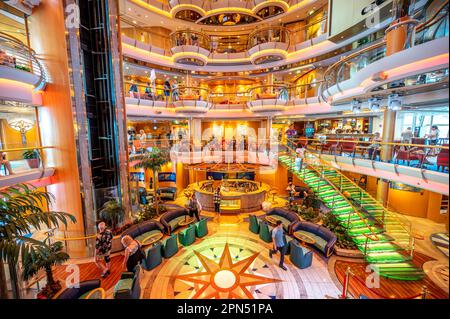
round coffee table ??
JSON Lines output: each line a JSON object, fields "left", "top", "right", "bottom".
{"left": 179, "top": 217, "right": 196, "bottom": 226}
{"left": 293, "top": 231, "right": 316, "bottom": 247}
{"left": 264, "top": 215, "right": 279, "bottom": 226}
{"left": 140, "top": 232, "right": 164, "bottom": 246}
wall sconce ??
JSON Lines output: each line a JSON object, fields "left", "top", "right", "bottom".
{"left": 8, "top": 119, "right": 34, "bottom": 145}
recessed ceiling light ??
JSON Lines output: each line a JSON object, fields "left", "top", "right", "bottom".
{"left": 128, "top": 7, "right": 131, "bottom": 11}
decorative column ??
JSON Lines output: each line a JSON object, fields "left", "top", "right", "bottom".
{"left": 376, "top": 0, "right": 413, "bottom": 206}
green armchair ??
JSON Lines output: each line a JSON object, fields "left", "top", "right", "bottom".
{"left": 258, "top": 222, "right": 272, "bottom": 243}
{"left": 161, "top": 234, "right": 178, "bottom": 258}
{"left": 141, "top": 243, "right": 162, "bottom": 271}
{"left": 178, "top": 225, "right": 196, "bottom": 246}
{"left": 114, "top": 265, "right": 141, "bottom": 299}
{"left": 289, "top": 241, "right": 313, "bottom": 269}
{"left": 249, "top": 214, "right": 260, "bottom": 234}
{"left": 195, "top": 218, "right": 208, "bottom": 238}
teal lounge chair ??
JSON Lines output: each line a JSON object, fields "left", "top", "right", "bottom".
{"left": 161, "top": 234, "right": 178, "bottom": 258}
{"left": 259, "top": 222, "right": 272, "bottom": 243}
{"left": 141, "top": 243, "right": 162, "bottom": 271}
{"left": 178, "top": 225, "right": 196, "bottom": 246}
{"left": 249, "top": 214, "right": 260, "bottom": 234}
{"left": 195, "top": 218, "right": 208, "bottom": 238}
{"left": 289, "top": 241, "right": 313, "bottom": 269}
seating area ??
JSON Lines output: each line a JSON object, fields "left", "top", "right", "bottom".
{"left": 55, "top": 279, "right": 105, "bottom": 299}
{"left": 113, "top": 216, "right": 209, "bottom": 298}
{"left": 265, "top": 208, "right": 300, "bottom": 235}
{"left": 159, "top": 207, "right": 190, "bottom": 234}
{"left": 291, "top": 221, "right": 337, "bottom": 258}
{"left": 250, "top": 213, "right": 336, "bottom": 270}
{"left": 121, "top": 220, "right": 165, "bottom": 245}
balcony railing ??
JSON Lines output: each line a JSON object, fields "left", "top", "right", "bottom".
{"left": 246, "top": 84, "right": 290, "bottom": 111}
{"left": 318, "top": 0, "right": 449, "bottom": 102}
{"left": 247, "top": 26, "right": 290, "bottom": 47}
{"left": 124, "top": 80, "right": 323, "bottom": 109}
{"left": 170, "top": 30, "right": 211, "bottom": 51}
{"left": 0, "top": 146, "right": 54, "bottom": 188}
{"left": 0, "top": 31, "right": 47, "bottom": 91}
{"left": 287, "top": 136, "right": 449, "bottom": 174}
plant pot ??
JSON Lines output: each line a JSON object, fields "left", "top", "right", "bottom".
{"left": 26, "top": 158, "right": 40, "bottom": 169}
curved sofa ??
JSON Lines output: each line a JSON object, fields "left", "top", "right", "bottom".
{"left": 159, "top": 207, "right": 190, "bottom": 234}
{"left": 121, "top": 220, "right": 165, "bottom": 244}
{"left": 266, "top": 207, "right": 300, "bottom": 235}
{"left": 55, "top": 279, "right": 103, "bottom": 299}
{"left": 291, "top": 221, "right": 337, "bottom": 257}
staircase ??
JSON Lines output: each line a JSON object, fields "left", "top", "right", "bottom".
{"left": 279, "top": 152, "right": 425, "bottom": 281}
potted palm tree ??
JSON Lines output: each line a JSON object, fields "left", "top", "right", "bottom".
{"left": 22, "top": 239, "right": 70, "bottom": 299}
{"left": 97, "top": 199, "right": 125, "bottom": 231}
{"left": 23, "top": 149, "right": 40, "bottom": 169}
{"left": 133, "top": 147, "right": 170, "bottom": 215}
{"left": 0, "top": 184, "right": 76, "bottom": 299}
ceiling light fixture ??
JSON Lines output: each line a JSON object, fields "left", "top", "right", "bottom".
{"left": 351, "top": 99, "right": 362, "bottom": 113}
{"left": 388, "top": 93, "right": 402, "bottom": 111}
{"left": 368, "top": 97, "right": 381, "bottom": 112}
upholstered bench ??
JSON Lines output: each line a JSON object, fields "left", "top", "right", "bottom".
{"left": 160, "top": 208, "right": 190, "bottom": 234}
{"left": 266, "top": 208, "right": 300, "bottom": 235}
{"left": 121, "top": 220, "right": 165, "bottom": 246}
{"left": 168, "top": 216, "right": 188, "bottom": 231}
{"left": 291, "top": 221, "right": 337, "bottom": 257}
{"left": 55, "top": 279, "right": 103, "bottom": 299}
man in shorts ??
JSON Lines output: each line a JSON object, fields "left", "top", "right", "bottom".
{"left": 95, "top": 222, "right": 113, "bottom": 278}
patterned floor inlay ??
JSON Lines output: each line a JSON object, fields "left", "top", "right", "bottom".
{"left": 140, "top": 222, "right": 341, "bottom": 299}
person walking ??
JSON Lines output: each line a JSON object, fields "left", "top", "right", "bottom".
{"left": 269, "top": 220, "right": 287, "bottom": 271}
{"left": 94, "top": 222, "right": 113, "bottom": 278}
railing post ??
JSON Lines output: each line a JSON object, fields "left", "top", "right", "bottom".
{"left": 421, "top": 286, "right": 428, "bottom": 299}
{"left": 341, "top": 267, "right": 353, "bottom": 299}
{"left": 364, "top": 236, "right": 370, "bottom": 256}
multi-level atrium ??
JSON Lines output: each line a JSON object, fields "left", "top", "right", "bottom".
{"left": 0, "top": 0, "right": 448, "bottom": 301}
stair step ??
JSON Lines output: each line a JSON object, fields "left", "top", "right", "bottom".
{"left": 359, "top": 243, "right": 402, "bottom": 253}
{"left": 366, "top": 252, "right": 411, "bottom": 263}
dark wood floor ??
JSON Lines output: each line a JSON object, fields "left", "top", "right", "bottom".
{"left": 334, "top": 252, "right": 449, "bottom": 299}
{"left": 53, "top": 255, "right": 124, "bottom": 293}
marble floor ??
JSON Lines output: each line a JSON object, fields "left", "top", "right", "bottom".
{"left": 139, "top": 218, "right": 341, "bottom": 299}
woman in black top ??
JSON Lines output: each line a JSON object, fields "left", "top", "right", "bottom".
{"left": 121, "top": 235, "right": 145, "bottom": 272}
{"left": 188, "top": 193, "right": 201, "bottom": 221}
